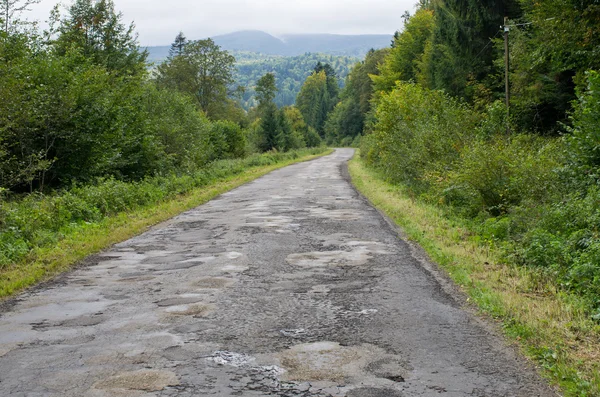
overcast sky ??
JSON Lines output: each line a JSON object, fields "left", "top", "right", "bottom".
{"left": 25, "top": 0, "right": 415, "bottom": 46}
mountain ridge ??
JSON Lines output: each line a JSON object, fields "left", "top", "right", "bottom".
{"left": 146, "top": 30, "right": 392, "bottom": 62}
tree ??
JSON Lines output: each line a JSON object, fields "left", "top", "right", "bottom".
{"left": 372, "top": 9, "right": 434, "bottom": 93}
{"left": 156, "top": 38, "right": 236, "bottom": 118}
{"left": 258, "top": 103, "right": 279, "bottom": 152}
{"left": 420, "top": 0, "right": 522, "bottom": 98}
{"left": 277, "top": 108, "right": 305, "bottom": 151}
{"left": 296, "top": 69, "right": 339, "bottom": 136}
{"left": 0, "top": 0, "right": 39, "bottom": 33}
{"left": 507, "top": 0, "right": 600, "bottom": 133}
{"left": 169, "top": 31, "right": 187, "bottom": 58}
{"left": 255, "top": 72, "right": 277, "bottom": 109}
{"left": 314, "top": 61, "right": 339, "bottom": 104}
{"left": 54, "top": 0, "right": 147, "bottom": 75}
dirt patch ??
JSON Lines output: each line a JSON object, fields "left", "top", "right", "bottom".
{"left": 155, "top": 297, "right": 204, "bottom": 307}
{"left": 93, "top": 369, "right": 179, "bottom": 391}
{"left": 193, "top": 277, "right": 235, "bottom": 289}
{"left": 165, "top": 303, "right": 213, "bottom": 317}
{"left": 347, "top": 388, "right": 404, "bottom": 397}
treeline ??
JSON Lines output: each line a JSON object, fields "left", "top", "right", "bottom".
{"left": 235, "top": 53, "right": 358, "bottom": 110}
{"left": 321, "top": 0, "right": 600, "bottom": 318}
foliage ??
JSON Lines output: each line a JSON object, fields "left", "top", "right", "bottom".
{"left": 284, "top": 106, "right": 321, "bottom": 148}
{"left": 372, "top": 9, "right": 434, "bottom": 93}
{"left": 255, "top": 72, "right": 277, "bottom": 110}
{"left": 54, "top": 0, "right": 147, "bottom": 76}
{"left": 362, "top": 82, "right": 480, "bottom": 188}
{"left": 565, "top": 71, "right": 600, "bottom": 184}
{"left": 235, "top": 52, "right": 357, "bottom": 109}
{"left": 507, "top": 0, "right": 600, "bottom": 133}
{"left": 325, "top": 48, "right": 388, "bottom": 144}
{"left": 155, "top": 37, "right": 238, "bottom": 119}
{"left": 0, "top": 0, "right": 39, "bottom": 33}
{"left": 420, "top": 0, "right": 521, "bottom": 99}
{"left": 296, "top": 69, "right": 338, "bottom": 136}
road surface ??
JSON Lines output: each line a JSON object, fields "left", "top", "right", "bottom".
{"left": 0, "top": 149, "right": 554, "bottom": 396}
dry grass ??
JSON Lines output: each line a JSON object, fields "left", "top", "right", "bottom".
{"left": 348, "top": 154, "right": 600, "bottom": 396}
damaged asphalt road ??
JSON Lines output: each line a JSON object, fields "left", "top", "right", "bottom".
{"left": 0, "top": 149, "right": 555, "bottom": 396}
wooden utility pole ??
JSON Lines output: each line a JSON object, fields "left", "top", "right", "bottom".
{"left": 504, "top": 17, "right": 510, "bottom": 134}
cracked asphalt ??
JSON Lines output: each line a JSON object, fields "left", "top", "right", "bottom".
{"left": 0, "top": 149, "right": 555, "bottom": 396}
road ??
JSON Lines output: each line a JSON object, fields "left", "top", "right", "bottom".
{"left": 0, "top": 149, "right": 554, "bottom": 396}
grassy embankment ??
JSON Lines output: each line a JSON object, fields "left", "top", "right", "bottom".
{"left": 349, "top": 153, "right": 600, "bottom": 396}
{"left": 0, "top": 148, "right": 331, "bottom": 299}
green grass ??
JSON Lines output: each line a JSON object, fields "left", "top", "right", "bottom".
{"left": 0, "top": 148, "right": 332, "bottom": 299}
{"left": 348, "top": 152, "right": 600, "bottom": 397}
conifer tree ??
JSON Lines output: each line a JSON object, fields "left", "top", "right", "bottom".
{"left": 169, "top": 32, "right": 187, "bottom": 58}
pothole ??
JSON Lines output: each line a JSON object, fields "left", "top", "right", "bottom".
{"left": 193, "top": 277, "right": 235, "bottom": 289}
{"left": 155, "top": 297, "right": 204, "bottom": 307}
{"left": 308, "top": 207, "right": 363, "bottom": 221}
{"left": 165, "top": 304, "right": 213, "bottom": 317}
{"left": 347, "top": 388, "right": 404, "bottom": 397}
{"left": 208, "top": 351, "right": 255, "bottom": 367}
{"left": 271, "top": 342, "right": 411, "bottom": 387}
{"left": 93, "top": 369, "right": 179, "bottom": 392}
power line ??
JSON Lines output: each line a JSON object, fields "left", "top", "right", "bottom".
{"left": 474, "top": 30, "right": 503, "bottom": 60}
{"left": 503, "top": 17, "right": 556, "bottom": 29}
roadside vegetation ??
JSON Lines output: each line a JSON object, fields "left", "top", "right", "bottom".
{"left": 0, "top": 148, "right": 330, "bottom": 298}
{"left": 0, "top": 0, "right": 328, "bottom": 296}
{"left": 311, "top": 0, "right": 600, "bottom": 394}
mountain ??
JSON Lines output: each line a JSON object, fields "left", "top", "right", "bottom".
{"left": 145, "top": 30, "right": 392, "bottom": 62}
{"left": 279, "top": 33, "right": 392, "bottom": 56}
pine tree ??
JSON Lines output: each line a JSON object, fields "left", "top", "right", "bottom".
{"left": 169, "top": 32, "right": 187, "bottom": 58}
{"left": 259, "top": 103, "right": 279, "bottom": 152}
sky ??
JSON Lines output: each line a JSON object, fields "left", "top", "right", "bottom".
{"left": 25, "top": 0, "right": 416, "bottom": 46}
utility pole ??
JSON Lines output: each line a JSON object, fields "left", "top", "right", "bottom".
{"left": 504, "top": 17, "right": 510, "bottom": 134}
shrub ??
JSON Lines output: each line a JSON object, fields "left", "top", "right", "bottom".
{"left": 366, "top": 82, "right": 480, "bottom": 189}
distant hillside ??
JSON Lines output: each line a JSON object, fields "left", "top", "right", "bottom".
{"left": 146, "top": 30, "right": 392, "bottom": 62}
{"left": 234, "top": 53, "right": 360, "bottom": 110}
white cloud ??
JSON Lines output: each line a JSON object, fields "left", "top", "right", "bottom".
{"left": 25, "top": 0, "right": 415, "bottom": 45}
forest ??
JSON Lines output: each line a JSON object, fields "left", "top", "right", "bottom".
{"left": 310, "top": 0, "right": 599, "bottom": 393}
{"left": 234, "top": 52, "right": 358, "bottom": 110}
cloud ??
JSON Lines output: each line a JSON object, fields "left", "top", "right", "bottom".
{"left": 26, "top": 0, "right": 415, "bottom": 45}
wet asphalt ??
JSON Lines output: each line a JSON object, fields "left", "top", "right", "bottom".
{"left": 0, "top": 149, "right": 556, "bottom": 396}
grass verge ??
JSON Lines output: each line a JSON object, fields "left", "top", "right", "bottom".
{"left": 349, "top": 153, "right": 600, "bottom": 396}
{"left": 0, "top": 148, "right": 332, "bottom": 299}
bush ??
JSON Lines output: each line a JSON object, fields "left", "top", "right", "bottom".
{"left": 365, "top": 82, "right": 480, "bottom": 189}
{"left": 429, "top": 134, "right": 562, "bottom": 216}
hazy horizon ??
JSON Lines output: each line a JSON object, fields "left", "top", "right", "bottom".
{"left": 25, "top": 0, "right": 414, "bottom": 46}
